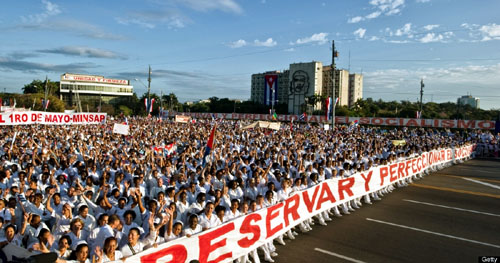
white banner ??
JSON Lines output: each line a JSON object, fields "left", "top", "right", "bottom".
{"left": 175, "top": 115, "right": 191, "bottom": 123}
{"left": 113, "top": 123, "right": 130, "bottom": 135}
{"left": 124, "top": 145, "right": 475, "bottom": 263}
{"left": 0, "top": 111, "right": 106, "bottom": 125}
{"left": 175, "top": 112, "right": 496, "bottom": 130}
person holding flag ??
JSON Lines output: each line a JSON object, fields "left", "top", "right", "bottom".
{"left": 325, "top": 97, "right": 332, "bottom": 120}
{"left": 299, "top": 112, "right": 307, "bottom": 122}
{"left": 144, "top": 98, "right": 155, "bottom": 116}
{"left": 203, "top": 124, "right": 217, "bottom": 167}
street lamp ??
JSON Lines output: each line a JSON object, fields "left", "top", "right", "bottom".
{"left": 134, "top": 78, "right": 148, "bottom": 90}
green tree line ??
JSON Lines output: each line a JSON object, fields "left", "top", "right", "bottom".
{"left": 3, "top": 79, "right": 498, "bottom": 120}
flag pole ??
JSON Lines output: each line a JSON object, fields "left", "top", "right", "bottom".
{"left": 331, "top": 40, "right": 337, "bottom": 128}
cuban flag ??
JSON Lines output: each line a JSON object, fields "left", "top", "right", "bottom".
{"left": 144, "top": 98, "right": 155, "bottom": 113}
{"left": 326, "top": 97, "right": 332, "bottom": 120}
{"left": 334, "top": 97, "right": 339, "bottom": 106}
{"left": 165, "top": 142, "right": 177, "bottom": 156}
{"left": 299, "top": 112, "right": 307, "bottom": 122}
{"left": 41, "top": 99, "right": 50, "bottom": 110}
{"left": 416, "top": 111, "right": 421, "bottom": 119}
{"left": 122, "top": 117, "right": 128, "bottom": 125}
{"left": 203, "top": 124, "right": 217, "bottom": 167}
{"left": 264, "top": 75, "right": 278, "bottom": 106}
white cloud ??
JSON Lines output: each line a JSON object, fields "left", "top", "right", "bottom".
{"left": 385, "top": 39, "right": 410, "bottom": 44}
{"left": 479, "top": 23, "right": 500, "bottom": 39}
{"left": 284, "top": 48, "right": 295, "bottom": 52}
{"left": 419, "top": 33, "right": 443, "bottom": 43}
{"left": 178, "top": 0, "right": 243, "bottom": 14}
{"left": 348, "top": 16, "right": 364, "bottom": 24}
{"left": 416, "top": 0, "right": 430, "bottom": 3}
{"left": 366, "top": 11, "right": 382, "bottom": 19}
{"left": 116, "top": 18, "right": 156, "bottom": 29}
{"left": 353, "top": 28, "right": 367, "bottom": 38}
{"left": 295, "top": 33, "right": 329, "bottom": 45}
{"left": 21, "top": 0, "right": 61, "bottom": 24}
{"left": 348, "top": 0, "right": 405, "bottom": 23}
{"left": 369, "top": 36, "right": 380, "bottom": 41}
{"left": 254, "top": 38, "right": 277, "bottom": 47}
{"left": 395, "top": 23, "right": 412, "bottom": 36}
{"left": 423, "top": 24, "right": 439, "bottom": 31}
{"left": 14, "top": 19, "right": 127, "bottom": 40}
{"left": 228, "top": 39, "right": 247, "bottom": 48}
{"left": 115, "top": 10, "right": 190, "bottom": 30}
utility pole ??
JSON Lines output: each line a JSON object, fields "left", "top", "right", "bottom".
{"left": 331, "top": 40, "right": 338, "bottom": 128}
{"left": 99, "top": 92, "right": 102, "bottom": 112}
{"left": 271, "top": 86, "right": 274, "bottom": 115}
{"left": 420, "top": 78, "right": 424, "bottom": 116}
{"left": 160, "top": 91, "right": 163, "bottom": 110}
{"left": 44, "top": 76, "right": 49, "bottom": 112}
{"left": 148, "top": 65, "right": 152, "bottom": 104}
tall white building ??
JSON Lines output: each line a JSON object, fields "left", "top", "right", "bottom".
{"left": 288, "top": 62, "right": 323, "bottom": 114}
{"left": 322, "top": 67, "right": 349, "bottom": 107}
{"left": 457, "top": 95, "right": 479, "bottom": 108}
{"left": 349, "top": 74, "right": 363, "bottom": 107}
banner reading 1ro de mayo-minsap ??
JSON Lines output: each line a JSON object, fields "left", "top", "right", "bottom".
{"left": 0, "top": 111, "right": 107, "bottom": 125}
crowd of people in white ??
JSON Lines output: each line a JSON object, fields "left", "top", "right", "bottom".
{"left": 0, "top": 117, "right": 496, "bottom": 263}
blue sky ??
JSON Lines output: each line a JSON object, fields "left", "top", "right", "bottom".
{"left": 1, "top": 0, "right": 499, "bottom": 109}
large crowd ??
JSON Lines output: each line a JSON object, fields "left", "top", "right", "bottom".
{"left": 0, "top": 116, "right": 496, "bottom": 263}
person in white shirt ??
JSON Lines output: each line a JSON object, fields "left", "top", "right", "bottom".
{"left": 120, "top": 215, "right": 156, "bottom": 257}
{"left": 67, "top": 218, "right": 89, "bottom": 250}
{"left": 122, "top": 210, "right": 144, "bottom": 237}
{"left": 94, "top": 236, "right": 123, "bottom": 262}
{"left": 183, "top": 214, "right": 202, "bottom": 237}
{"left": 225, "top": 199, "right": 241, "bottom": 221}
{"left": 87, "top": 214, "right": 108, "bottom": 249}
{"left": 92, "top": 214, "right": 121, "bottom": 253}
{"left": 199, "top": 202, "right": 221, "bottom": 231}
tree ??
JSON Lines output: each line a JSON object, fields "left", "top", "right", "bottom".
{"left": 7, "top": 94, "right": 65, "bottom": 112}
{"left": 23, "top": 79, "right": 59, "bottom": 95}
{"left": 118, "top": 105, "right": 133, "bottom": 116}
{"left": 162, "top": 93, "right": 181, "bottom": 111}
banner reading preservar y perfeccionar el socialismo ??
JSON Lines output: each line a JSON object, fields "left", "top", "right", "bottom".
{"left": 176, "top": 112, "right": 495, "bottom": 130}
{"left": 123, "top": 144, "right": 475, "bottom": 263}
{"left": 0, "top": 111, "right": 107, "bottom": 125}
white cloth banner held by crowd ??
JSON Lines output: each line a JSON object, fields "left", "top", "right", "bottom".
{"left": 124, "top": 144, "right": 475, "bottom": 263}
{"left": 175, "top": 115, "right": 191, "bottom": 123}
{"left": 113, "top": 123, "right": 130, "bottom": 135}
{"left": 0, "top": 111, "right": 107, "bottom": 125}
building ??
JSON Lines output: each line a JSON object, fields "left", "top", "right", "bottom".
{"left": 251, "top": 70, "right": 289, "bottom": 107}
{"left": 288, "top": 62, "right": 323, "bottom": 114}
{"left": 251, "top": 62, "right": 363, "bottom": 114}
{"left": 457, "top": 95, "right": 479, "bottom": 108}
{"left": 59, "top": 73, "right": 133, "bottom": 107}
{"left": 349, "top": 74, "right": 363, "bottom": 107}
{"left": 322, "top": 67, "right": 349, "bottom": 107}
